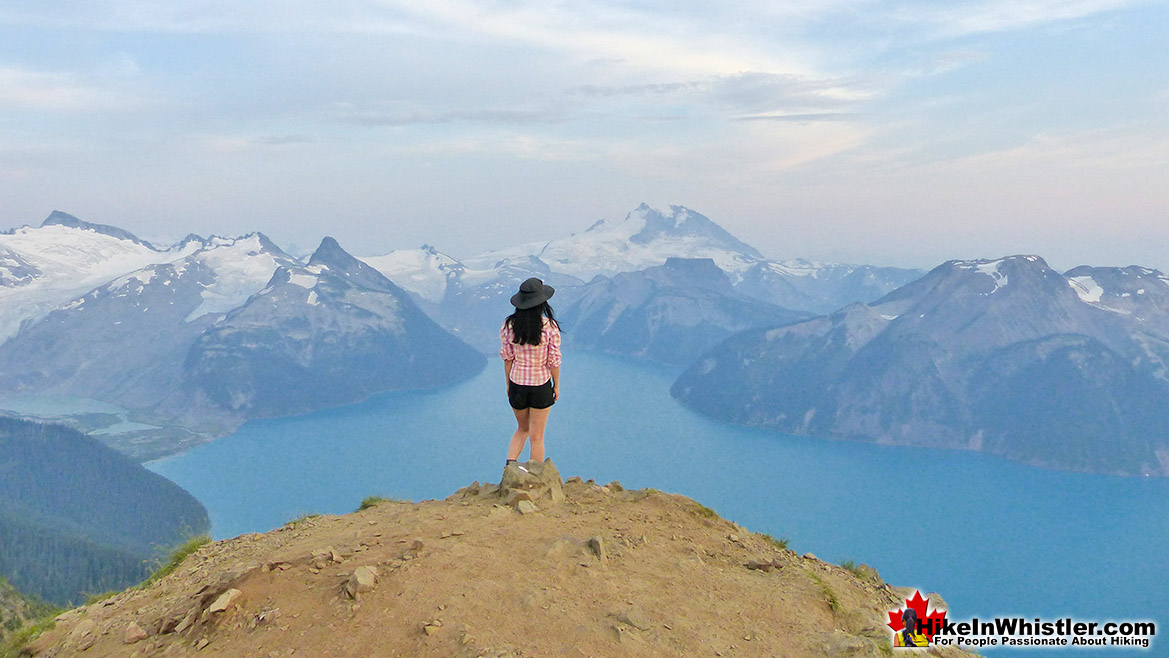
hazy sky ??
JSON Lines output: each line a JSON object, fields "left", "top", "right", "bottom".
{"left": 1, "top": 1, "right": 1166, "bottom": 270}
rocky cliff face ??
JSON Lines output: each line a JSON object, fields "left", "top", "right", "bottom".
{"left": 16, "top": 465, "right": 973, "bottom": 658}
{"left": 673, "top": 255, "right": 1169, "bottom": 476}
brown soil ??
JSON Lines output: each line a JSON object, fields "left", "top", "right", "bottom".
{"left": 22, "top": 469, "right": 973, "bottom": 658}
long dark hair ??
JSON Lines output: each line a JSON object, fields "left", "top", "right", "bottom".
{"left": 505, "top": 302, "right": 560, "bottom": 345}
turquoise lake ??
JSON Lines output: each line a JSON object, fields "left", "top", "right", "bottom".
{"left": 149, "top": 353, "right": 1167, "bottom": 654}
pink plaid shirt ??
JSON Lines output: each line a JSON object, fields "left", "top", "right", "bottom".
{"left": 500, "top": 318, "right": 562, "bottom": 386}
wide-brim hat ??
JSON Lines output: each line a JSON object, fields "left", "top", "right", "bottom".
{"left": 510, "top": 277, "right": 555, "bottom": 309}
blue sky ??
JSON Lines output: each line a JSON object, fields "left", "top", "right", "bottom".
{"left": 1, "top": 1, "right": 1166, "bottom": 270}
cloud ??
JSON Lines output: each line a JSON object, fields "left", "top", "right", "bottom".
{"left": 734, "top": 112, "right": 855, "bottom": 122}
{"left": 899, "top": 0, "right": 1149, "bottom": 37}
{"left": 0, "top": 67, "right": 125, "bottom": 111}
{"left": 567, "top": 82, "right": 701, "bottom": 99}
{"left": 335, "top": 105, "right": 568, "bottom": 127}
{"left": 252, "top": 134, "right": 315, "bottom": 146}
{"left": 0, "top": 1, "right": 422, "bottom": 36}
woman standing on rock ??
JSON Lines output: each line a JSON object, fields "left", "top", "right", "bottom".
{"left": 500, "top": 277, "right": 561, "bottom": 467}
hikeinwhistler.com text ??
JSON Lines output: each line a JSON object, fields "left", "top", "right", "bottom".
{"left": 927, "top": 617, "right": 1156, "bottom": 650}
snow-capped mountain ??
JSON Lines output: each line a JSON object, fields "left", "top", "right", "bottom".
{"left": 361, "top": 247, "right": 585, "bottom": 353}
{"left": 1066, "top": 265, "right": 1169, "bottom": 329}
{"left": 361, "top": 204, "right": 921, "bottom": 355}
{"left": 0, "top": 211, "right": 197, "bottom": 342}
{"left": 672, "top": 255, "right": 1169, "bottom": 476}
{"left": 462, "top": 204, "right": 763, "bottom": 282}
{"left": 0, "top": 232, "right": 301, "bottom": 435}
{"left": 360, "top": 245, "right": 463, "bottom": 305}
{"left": 179, "top": 237, "right": 485, "bottom": 423}
{"left": 181, "top": 233, "right": 302, "bottom": 321}
{"left": 0, "top": 214, "right": 484, "bottom": 459}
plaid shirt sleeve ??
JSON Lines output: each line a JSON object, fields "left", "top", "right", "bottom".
{"left": 499, "top": 323, "right": 515, "bottom": 361}
{"left": 545, "top": 323, "right": 561, "bottom": 369}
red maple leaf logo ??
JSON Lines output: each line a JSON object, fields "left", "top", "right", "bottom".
{"left": 887, "top": 590, "right": 948, "bottom": 641}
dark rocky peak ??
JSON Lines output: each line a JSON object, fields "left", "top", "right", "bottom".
{"left": 253, "top": 232, "right": 288, "bottom": 257}
{"left": 647, "top": 257, "right": 733, "bottom": 293}
{"left": 309, "top": 237, "right": 362, "bottom": 270}
{"left": 864, "top": 254, "right": 1094, "bottom": 350}
{"left": 1065, "top": 265, "right": 1169, "bottom": 298}
{"left": 40, "top": 211, "right": 156, "bottom": 249}
{"left": 583, "top": 218, "right": 608, "bottom": 232}
{"left": 179, "top": 233, "right": 208, "bottom": 248}
{"left": 266, "top": 266, "right": 293, "bottom": 287}
{"left": 944, "top": 254, "right": 1053, "bottom": 283}
{"left": 308, "top": 237, "right": 401, "bottom": 292}
{"left": 1064, "top": 265, "right": 1169, "bottom": 333}
{"left": 875, "top": 254, "right": 1065, "bottom": 312}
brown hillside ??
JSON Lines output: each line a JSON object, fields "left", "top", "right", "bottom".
{"left": 21, "top": 461, "right": 972, "bottom": 657}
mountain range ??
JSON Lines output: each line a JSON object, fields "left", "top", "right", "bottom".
{"left": 672, "top": 255, "right": 1169, "bottom": 476}
{"left": 360, "top": 204, "right": 922, "bottom": 354}
{"left": 0, "top": 213, "right": 484, "bottom": 460}
{"left": 8, "top": 206, "right": 1165, "bottom": 476}
{"left": 0, "top": 206, "right": 914, "bottom": 460}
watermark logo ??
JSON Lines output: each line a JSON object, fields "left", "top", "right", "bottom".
{"left": 887, "top": 589, "right": 1156, "bottom": 650}
{"left": 887, "top": 590, "right": 947, "bottom": 647}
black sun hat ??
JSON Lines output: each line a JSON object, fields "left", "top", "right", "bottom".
{"left": 510, "top": 277, "right": 555, "bottom": 309}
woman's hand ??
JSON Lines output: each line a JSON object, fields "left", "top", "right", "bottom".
{"left": 553, "top": 384, "right": 559, "bottom": 401}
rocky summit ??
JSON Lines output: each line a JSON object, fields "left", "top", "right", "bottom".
{"left": 17, "top": 463, "right": 972, "bottom": 658}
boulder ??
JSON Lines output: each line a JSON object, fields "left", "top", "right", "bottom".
{"left": 123, "top": 621, "right": 149, "bottom": 644}
{"left": 208, "top": 588, "right": 243, "bottom": 613}
{"left": 499, "top": 459, "right": 564, "bottom": 506}
{"left": 346, "top": 566, "right": 380, "bottom": 598}
{"left": 586, "top": 536, "right": 607, "bottom": 562}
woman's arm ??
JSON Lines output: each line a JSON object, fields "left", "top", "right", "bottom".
{"left": 550, "top": 366, "right": 560, "bottom": 400}
{"left": 500, "top": 321, "right": 516, "bottom": 393}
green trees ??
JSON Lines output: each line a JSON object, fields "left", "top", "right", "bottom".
{"left": 0, "top": 418, "right": 210, "bottom": 605}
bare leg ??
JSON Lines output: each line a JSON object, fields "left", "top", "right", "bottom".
{"left": 527, "top": 407, "right": 551, "bottom": 463}
{"left": 508, "top": 408, "right": 530, "bottom": 460}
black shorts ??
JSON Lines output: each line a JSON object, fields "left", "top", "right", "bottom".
{"left": 508, "top": 379, "right": 555, "bottom": 410}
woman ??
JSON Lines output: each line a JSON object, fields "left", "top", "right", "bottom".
{"left": 500, "top": 277, "right": 561, "bottom": 467}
